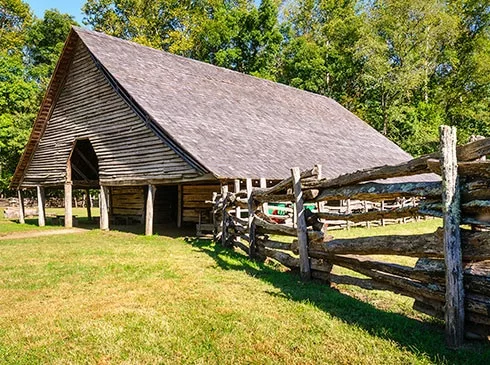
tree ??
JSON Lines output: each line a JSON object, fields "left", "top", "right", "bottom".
{"left": 355, "top": 0, "right": 458, "bottom": 153}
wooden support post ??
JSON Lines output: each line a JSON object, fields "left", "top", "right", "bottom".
{"left": 346, "top": 199, "right": 351, "bottom": 230}
{"left": 100, "top": 186, "right": 109, "bottom": 231}
{"left": 291, "top": 167, "right": 311, "bottom": 281}
{"left": 381, "top": 200, "right": 386, "bottom": 227}
{"left": 145, "top": 184, "right": 156, "bottom": 236}
{"left": 85, "top": 189, "right": 92, "bottom": 221}
{"left": 64, "top": 182, "right": 73, "bottom": 228}
{"left": 260, "top": 178, "right": 268, "bottom": 215}
{"left": 221, "top": 184, "right": 229, "bottom": 246}
{"left": 36, "top": 185, "right": 45, "bottom": 227}
{"left": 234, "top": 179, "right": 241, "bottom": 242}
{"left": 247, "top": 178, "right": 257, "bottom": 258}
{"left": 17, "top": 189, "right": 25, "bottom": 224}
{"left": 440, "top": 125, "right": 464, "bottom": 348}
{"left": 177, "top": 184, "right": 182, "bottom": 228}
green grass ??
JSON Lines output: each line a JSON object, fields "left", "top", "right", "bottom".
{"left": 0, "top": 207, "right": 100, "bottom": 236}
{"left": 0, "top": 215, "right": 488, "bottom": 363}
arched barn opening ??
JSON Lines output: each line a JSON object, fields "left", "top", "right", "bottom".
{"left": 70, "top": 139, "right": 99, "bottom": 184}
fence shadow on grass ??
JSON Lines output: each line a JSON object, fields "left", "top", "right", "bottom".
{"left": 185, "top": 237, "right": 490, "bottom": 365}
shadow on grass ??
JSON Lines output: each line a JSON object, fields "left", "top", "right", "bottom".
{"left": 185, "top": 237, "right": 490, "bottom": 365}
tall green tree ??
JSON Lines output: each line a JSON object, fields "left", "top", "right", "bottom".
{"left": 0, "top": 1, "right": 75, "bottom": 192}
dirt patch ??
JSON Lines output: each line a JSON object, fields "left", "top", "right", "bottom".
{"left": 0, "top": 228, "right": 88, "bottom": 240}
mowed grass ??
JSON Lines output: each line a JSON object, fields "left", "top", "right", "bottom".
{"left": 0, "top": 216, "right": 489, "bottom": 363}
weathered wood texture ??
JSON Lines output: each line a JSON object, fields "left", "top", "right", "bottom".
{"left": 291, "top": 167, "right": 311, "bottom": 280}
{"left": 36, "top": 185, "right": 45, "bottom": 227}
{"left": 100, "top": 186, "right": 109, "bottom": 230}
{"left": 17, "top": 190, "right": 25, "bottom": 224}
{"left": 64, "top": 182, "right": 73, "bottom": 228}
{"left": 145, "top": 184, "right": 156, "bottom": 236}
{"left": 182, "top": 184, "right": 220, "bottom": 223}
{"left": 111, "top": 186, "right": 145, "bottom": 217}
{"left": 440, "top": 125, "right": 464, "bottom": 348}
{"left": 21, "top": 40, "right": 199, "bottom": 187}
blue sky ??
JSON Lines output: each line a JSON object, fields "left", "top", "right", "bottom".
{"left": 26, "top": 0, "right": 86, "bottom": 24}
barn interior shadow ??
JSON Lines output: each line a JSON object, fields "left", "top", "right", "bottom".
{"left": 184, "top": 237, "right": 490, "bottom": 364}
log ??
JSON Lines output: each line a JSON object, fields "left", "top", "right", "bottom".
{"left": 145, "top": 184, "right": 156, "bottom": 236}
{"left": 428, "top": 159, "right": 490, "bottom": 179}
{"left": 64, "top": 182, "right": 73, "bottom": 228}
{"left": 304, "top": 155, "right": 436, "bottom": 189}
{"left": 247, "top": 178, "right": 257, "bottom": 258}
{"left": 292, "top": 167, "right": 311, "bottom": 280}
{"left": 253, "top": 166, "right": 320, "bottom": 197}
{"left": 329, "top": 255, "right": 445, "bottom": 284}
{"left": 317, "top": 206, "right": 420, "bottom": 223}
{"left": 36, "top": 185, "right": 46, "bottom": 227}
{"left": 254, "top": 216, "right": 324, "bottom": 242}
{"left": 314, "top": 228, "right": 490, "bottom": 261}
{"left": 232, "top": 240, "right": 250, "bottom": 255}
{"left": 100, "top": 185, "right": 109, "bottom": 231}
{"left": 256, "top": 239, "right": 293, "bottom": 251}
{"left": 312, "top": 182, "right": 441, "bottom": 203}
{"left": 17, "top": 189, "right": 25, "bottom": 224}
{"left": 440, "top": 125, "right": 464, "bottom": 348}
{"left": 259, "top": 246, "right": 299, "bottom": 268}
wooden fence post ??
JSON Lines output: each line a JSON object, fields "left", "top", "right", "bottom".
{"left": 440, "top": 125, "right": 464, "bottom": 348}
{"left": 260, "top": 178, "right": 268, "bottom": 215}
{"left": 85, "top": 189, "right": 92, "bottom": 221}
{"left": 221, "top": 184, "right": 229, "bottom": 247}
{"left": 234, "top": 180, "right": 241, "bottom": 243}
{"left": 17, "top": 189, "right": 25, "bottom": 224}
{"left": 291, "top": 167, "right": 311, "bottom": 281}
{"left": 145, "top": 184, "right": 156, "bottom": 236}
{"left": 247, "top": 178, "right": 257, "bottom": 258}
{"left": 36, "top": 185, "right": 45, "bottom": 227}
{"left": 64, "top": 182, "right": 73, "bottom": 228}
{"left": 100, "top": 186, "right": 109, "bottom": 231}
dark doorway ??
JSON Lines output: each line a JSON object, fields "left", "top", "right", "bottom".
{"left": 154, "top": 185, "right": 178, "bottom": 225}
{"left": 70, "top": 139, "right": 99, "bottom": 185}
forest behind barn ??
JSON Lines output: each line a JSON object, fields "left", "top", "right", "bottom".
{"left": 1, "top": 0, "right": 489, "bottom": 192}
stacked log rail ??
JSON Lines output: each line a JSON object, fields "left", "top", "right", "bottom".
{"left": 211, "top": 132, "right": 490, "bottom": 346}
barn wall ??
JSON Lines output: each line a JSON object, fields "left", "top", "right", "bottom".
{"left": 182, "top": 184, "right": 220, "bottom": 223}
{"left": 111, "top": 186, "right": 145, "bottom": 218}
{"left": 22, "top": 39, "right": 199, "bottom": 186}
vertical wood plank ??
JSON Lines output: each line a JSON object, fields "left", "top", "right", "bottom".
{"left": 36, "top": 185, "right": 45, "bottom": 227}
{"left": 221, "top": 184, "right": 229, "bottom": 247}
{"left": 17, "top": 189, "right": 25, "bottom": 224}
{"left": 64, "top": 182, "right": 73, "bottom": 228}
{"left": 346, "top": 199, "right": 351, "bottom": 230}
{"left": 100, "top": 186, "right": 109, "bottom": 231}
{"left": 85, "top": 189, "right": 92, "bottom": 221}
{"left": 234, "top": 179, "right": 241, "bottom": 243}
{"left": 291, "top": 167, "right": 311, "bottom": 281}
{"left": 145, "top": 184, "right": 156, "bottom": 236}
{"left": 440, "top": 125, "right": 464, "bottom": 349}
{"left": 260, "top": 178, "right": 268, "bottom": 215}
{"left": 247, "top": 178, "right": 256, "bottom": 258}
{"left": 177, "top": 184, "right": 182, "bottom": 228}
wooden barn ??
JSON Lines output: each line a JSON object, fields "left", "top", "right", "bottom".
{"left": 11, "top": 27, "right": 421, "bottom": 234}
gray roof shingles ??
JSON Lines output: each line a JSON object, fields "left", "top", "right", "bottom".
{"left": 75, "top": 27, "right": 420, "bottom": 180}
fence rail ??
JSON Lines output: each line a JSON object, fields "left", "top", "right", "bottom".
{"left": 211, "top": 126, "right": 490, "bottom": 348}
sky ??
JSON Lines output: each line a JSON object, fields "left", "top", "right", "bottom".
{"left": 26, "top": 0, "right": 86, "bottom": 24}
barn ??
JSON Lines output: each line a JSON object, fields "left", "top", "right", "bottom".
{"left": 11, "top": 26, "right": 418, "bottom": 234}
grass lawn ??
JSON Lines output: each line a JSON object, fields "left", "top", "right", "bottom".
{"left": 0, "top": 215, "right": 488, "bottom": 363}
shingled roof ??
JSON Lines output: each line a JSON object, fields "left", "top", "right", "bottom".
{"left": 12, "top": 27, "right": 424, "bottom": 187}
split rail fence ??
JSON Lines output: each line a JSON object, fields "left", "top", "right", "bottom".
{"left": 211, "top": 126, "right": 490, "bottom": 348}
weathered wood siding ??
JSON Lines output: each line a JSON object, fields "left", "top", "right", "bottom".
{"left": 22, "top": 39, "right": 199, "bottom": 186}
{"left": 111, "top": 186, "right": 145, "bottom": 217}
{"left": 182, "top": 184, "right": 220, "bottom": 223}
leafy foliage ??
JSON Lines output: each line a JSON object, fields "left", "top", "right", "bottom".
{"left": 0, "top": 1, "right": 76, "bottom": 193}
